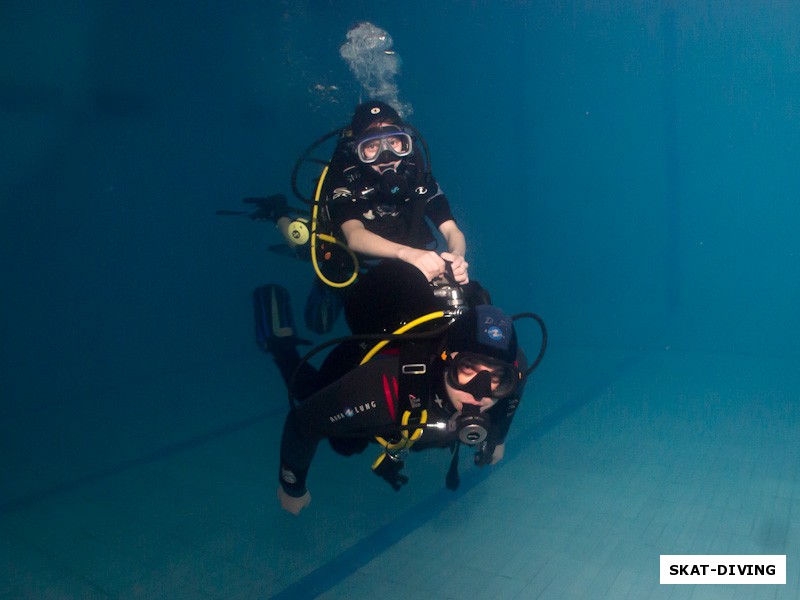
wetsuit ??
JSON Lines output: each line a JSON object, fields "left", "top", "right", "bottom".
{"left": 303, "top": 143, "right": 460, "bottom": 335}
{"left": 277, "top": 341, "right": 527, "bottom": 498}
{"left": 322, "top": 144, "right": 457, "bottom": 251}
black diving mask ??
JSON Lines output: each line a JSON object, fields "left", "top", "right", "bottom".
{"left": 356, "top": 127, "right": 413, "bottom": 164}
{"left": 445, "top": 352, "right": 520, "bottom": 400}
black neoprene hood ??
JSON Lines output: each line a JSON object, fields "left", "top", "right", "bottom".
{"left": 350, "top": 100, "right": 402, "bottom": 138}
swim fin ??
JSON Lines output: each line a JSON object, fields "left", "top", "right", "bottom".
{"left": 253, "top": 284, "right": 310, "bottom": 353}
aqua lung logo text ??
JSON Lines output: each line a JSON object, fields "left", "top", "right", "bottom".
{"left": 329, "top": 401, "right": 377, "bottom": 423}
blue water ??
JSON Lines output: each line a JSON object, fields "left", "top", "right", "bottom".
{"left": 2, "top": 2, "right": 799, "bottom": 598}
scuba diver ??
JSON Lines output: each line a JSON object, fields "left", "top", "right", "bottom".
{"left": 232, "top": 99, "right": 471, "bottom": 336}
{"left": 320, "top": 99, "right": 468, "bottom": 285}
{"left": 261, "top": 260, "right": 546, "bottom": 516}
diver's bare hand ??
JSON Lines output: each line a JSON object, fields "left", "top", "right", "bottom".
{"left": 397, "top": 247, "right": 447, "bottom": 282}
{"left": 278, "top": 487, "right": 311, "bottom": 515}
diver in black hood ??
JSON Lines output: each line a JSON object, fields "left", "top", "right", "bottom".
{"left": 325, "top": 100, "right": 469, "bottom": 286}
{"left": 232, "top": 100, "right": 473, "bottom": 337}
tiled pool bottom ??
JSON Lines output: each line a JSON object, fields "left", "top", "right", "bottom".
{"left": 2, "top": 349, "right": 797, "bottom": 599}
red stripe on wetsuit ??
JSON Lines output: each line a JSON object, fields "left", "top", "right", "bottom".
{"left": 382, "top": 374, "right": 399, "bottom": 421}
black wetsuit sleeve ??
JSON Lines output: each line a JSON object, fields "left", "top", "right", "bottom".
{"left": 421, "top": 174, "right": 456, "bottom": 228}
{"left": 278, "top": 356, "right": 400, "bottom": 496}
{"left": 426, "top": 194, "right": 455, "bottom": 228}
{"left": 321, "top": 145, "right": 364, "bottom": 227}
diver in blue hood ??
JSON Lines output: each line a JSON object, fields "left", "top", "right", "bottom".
{"left": 261, "top": 260, "right": 546, "bottom": 516}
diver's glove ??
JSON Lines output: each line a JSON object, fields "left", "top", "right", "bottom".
{"left": 372, "top": 455, "right": 409, "bottom": 491}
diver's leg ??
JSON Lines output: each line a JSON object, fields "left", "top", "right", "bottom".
{"left": 314, "top": 340, "right": 373, "bottom": 455}
{"left": 268, "top": 340, "right": 320, "bottom": 402}
{"left": 279, "top": 357, "right": 397, "bottom": 494}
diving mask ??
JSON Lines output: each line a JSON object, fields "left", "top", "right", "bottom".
{"left": 445, "top": 352, "right": 520, "bottom": 400}
{"left": 356, "top": 127, "right": 413, "bottom": 164}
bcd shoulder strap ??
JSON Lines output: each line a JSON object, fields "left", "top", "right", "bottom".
{"left": 372, "top": 338, "right": 434, "bottom": 463}
{"left": 397, "top": 338, "right": 436, "bottom": 417}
